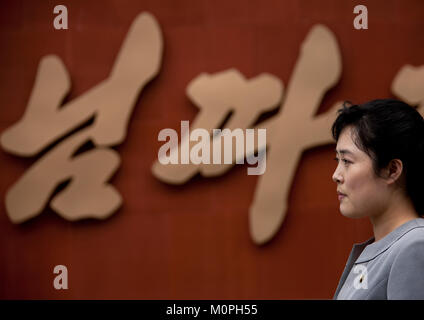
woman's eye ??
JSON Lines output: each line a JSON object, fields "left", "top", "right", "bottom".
{"left": 334, "top": 157, "right": 351, "bottom": 165}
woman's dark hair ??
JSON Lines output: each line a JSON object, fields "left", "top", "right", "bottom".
{"left": 331, "top": 99, "right": 424, "bottom": 215}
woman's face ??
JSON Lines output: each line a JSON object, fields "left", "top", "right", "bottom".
{"left": 332, "top": 126, "right": 388, "bottom": 219}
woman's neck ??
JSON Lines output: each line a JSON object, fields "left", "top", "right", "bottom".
{"left": 369, "top": 194, "right": 419, "bottom": 242}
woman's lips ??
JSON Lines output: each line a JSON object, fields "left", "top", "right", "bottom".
{"left": 337, "top": 191, "right": 346, "bottom": 201}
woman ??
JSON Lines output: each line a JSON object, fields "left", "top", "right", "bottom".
{"left": 331, "top": 99, "right": 424, "bottom": 300}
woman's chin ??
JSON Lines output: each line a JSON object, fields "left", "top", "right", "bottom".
{"left": 340, "top": 207, "right": 365, "bottom": 219}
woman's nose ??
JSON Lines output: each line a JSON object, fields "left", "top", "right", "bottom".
{"left": 332, "top": 167, "right": 343, "bottom": 184}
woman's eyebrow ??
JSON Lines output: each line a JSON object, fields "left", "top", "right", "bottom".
{"left": 334, "top": 149, "right": 354, "bottom": 156}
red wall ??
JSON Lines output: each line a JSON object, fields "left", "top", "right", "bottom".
{"left": 0, "top": 0, "right": 423, "bottom": 299}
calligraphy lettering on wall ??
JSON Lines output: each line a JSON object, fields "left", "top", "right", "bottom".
{"left": 0, "top": 13, "right": 163, "bottom": 223}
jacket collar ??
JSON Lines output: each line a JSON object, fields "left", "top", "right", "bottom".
{"left": 333, "top": 237, "right": 374, "bottom": 299}
{"left": 355, "top": 218, "right": 424, "bottom": 264}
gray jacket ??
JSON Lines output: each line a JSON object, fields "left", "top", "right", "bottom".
{"left": 334, "top": 218, "right": 424, "bottom": 300}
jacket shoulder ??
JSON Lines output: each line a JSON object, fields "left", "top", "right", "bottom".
{"left": 392, "top": 225, "right": 424, "bottom": 251}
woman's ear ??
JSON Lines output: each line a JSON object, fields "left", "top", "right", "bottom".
{"left": 384, "top": 159, "right": 403, "bottom": 184}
